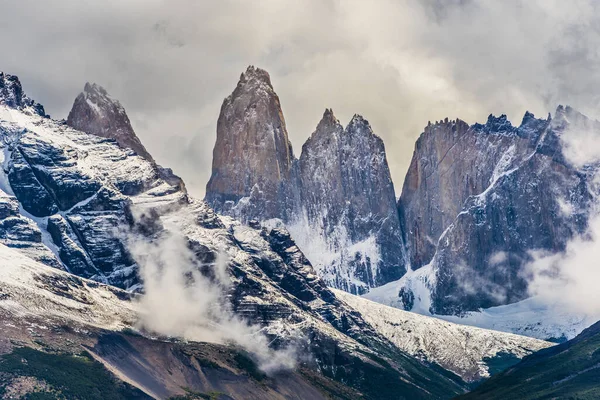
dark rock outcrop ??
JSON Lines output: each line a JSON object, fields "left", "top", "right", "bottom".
{"left": 0, "top": 72, "right": 47, "bottom": 117}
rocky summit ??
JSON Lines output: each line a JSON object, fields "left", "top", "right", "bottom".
{"left": 0, "top": 72, "right": 47, "bottom": 117}
{"left": 67, "top": 82, "right": 154, "bottom": 161}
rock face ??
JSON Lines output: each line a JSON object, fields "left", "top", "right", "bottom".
{"left": 205, "top": 68, "right": 407, "bottom": 293}
{"left": 291, "top": 110, "right": 407, "bottom": 293}
{"left": 205, "top": 66, "right": 294, "bottom": 220}
{"left": 0, "top": 112, "right": 184, "bottom": 289}
{"left": 396, "top": 108, "right": 598, "bottom": 314}
{"left": 67, "top": 83, "right": 154, "bottom": 161}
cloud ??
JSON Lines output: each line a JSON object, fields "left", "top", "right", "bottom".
{"left": 123, "top": 208, "right": 298, "bottom": 374}
{"left": 524, "top": 216, "right": 600, "bottom": 317}
{"left": 523, "top": 113, "right": 600, "bottom": 318}
{"left": 2, "top": 1, "right": 600, "bottom": 197}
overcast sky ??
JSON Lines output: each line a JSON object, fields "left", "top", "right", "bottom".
{"left": 2, "top": 0, "right": 600, "bottom": 197}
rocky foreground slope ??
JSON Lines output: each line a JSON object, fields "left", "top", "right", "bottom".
{"left": 458, "top": 320, "right": 600, "bottom": 399}
{"left": 335, "top": 290, "right": 551, "bottom": 382}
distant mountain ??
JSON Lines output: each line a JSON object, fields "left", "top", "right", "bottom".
{"left": 457, "top": 319, "right": 600, "bottom": 399}
{"left": 395, "top": 109, "right": 597, "bottom": 315}
{"left": 204, "top": 66, "right": 600, "bottom": 342}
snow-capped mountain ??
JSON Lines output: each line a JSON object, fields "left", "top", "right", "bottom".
{"left": 334, "top": 289, "right": 552, "bottom": 382}
{"left": 391, "top": 108, "right": 599, "bottom": 318}
{"left": 205, "top": 66, "right": 407, "bottom": 293}
{"left": 0, "top": 71, "right": 480, "bottom": 399}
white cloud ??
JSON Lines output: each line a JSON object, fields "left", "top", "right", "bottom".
{"left": 524, "top": 111, "right": 600, "bottom": 318}
{"left": 2, "top": 0, "right": 600, "bottom": 197}
{"left": 123, "top": 208, "right": 297, "bottom": 374}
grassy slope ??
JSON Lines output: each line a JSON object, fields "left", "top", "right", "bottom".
{"left": 457, "top": 321, "right": 600, "bottom": 400}
{"left": 0, "top": 347, "right": 150, "bottom": 399}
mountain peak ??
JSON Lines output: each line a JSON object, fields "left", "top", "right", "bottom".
{"left": 520, "top": 111, "right": 535, "bottom": 125}
{"left": 240, "top": 65, "right": 272, "bottom": 88}
{"left": 346, "top": 114, "right": 377, "bottom": 138}
{"left": 471, "top": 113, "right": 515, "bottom": 134}
{"left": 205, "top": 66, "right": 294, "bottom": 220}
{"left": 83, "top": 82, "right": 109, "bottom": 97}
{"left": 314, "top": 108, "right": 342, "bottom": 134}
{"left": 67, "top": 83, "right": 153, "bottom": 161}
{"left": 0, "top": 72, "right": 47, "bottom": 117}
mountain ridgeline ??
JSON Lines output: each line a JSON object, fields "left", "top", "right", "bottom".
{"left": 205, "top": 66, "right": 600, "bottom": 316}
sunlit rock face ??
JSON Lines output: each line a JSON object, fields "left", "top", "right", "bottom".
{"left": 205, "top": 66, "right": 295, "bottom": 221}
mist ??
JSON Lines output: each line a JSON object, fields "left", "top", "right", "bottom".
{"left": 524, "top": 111, "right": 600, "bottom": 319}
{"left": 123, "top": 210, "right": 298, "bottom": 374}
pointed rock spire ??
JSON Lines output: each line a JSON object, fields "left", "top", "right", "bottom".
{"left": 205, "top": 66, "right": 294, "bottom": 219}
{"left": 315, "top": 108, "right": 341, "bottom": 134}
{"left": 67, "top": 83, "right": 153, "bottom": 161}
{"left": 296, "top": 113, "right": 407, "bottom": 292}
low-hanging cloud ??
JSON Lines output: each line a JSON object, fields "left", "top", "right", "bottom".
{"left": 123, "top": 210, "right": 298, "bottom": 374}
{"left": 2, "top": 1, "right": 600, "bottom": 197}
{"left": 523, "top": 115, "right": 600, "bottom": 319}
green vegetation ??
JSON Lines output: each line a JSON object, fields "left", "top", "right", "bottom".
{"left": 481, "top": 351, "right": 521, "bottom": 376}
{"left": 458, "top": 322, "right": 600, "bottom": 399}
{"left": 168, "top": 387, "right": 224, "bottom": 400}
{"left": 0, "top": 347, "right": 150, "bottom": 399}
{"left": 233, "top": 352, "right": 267, "bottom": 382}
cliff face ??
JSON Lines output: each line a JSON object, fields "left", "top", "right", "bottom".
{"left": 291, "top": 110, "right": 407, "bottom": 293}
{"left": 396, "top": 108, "right": 597, "bottom": 314}
{"left": 205, "top": 66, "right": 295, "bottom": 220}
{"left": 67, "top": 83, "right": 154, "bottom": 161}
